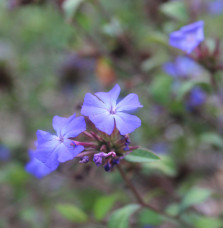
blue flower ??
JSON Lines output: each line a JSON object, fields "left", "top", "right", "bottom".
{"left": 34, "top": 113, "right": 86, "bottom": 169}
{"left": 81, "top": 84, "right": 143, "bottom": 135}
{"left": 0, "top": 145, "right": 11, "bottom": 161}
{"left": 163, "top": 56, "right": 202, "bottom": 78}
{"left": 208, "top": 0, "right": 223, "bottom": 15}
{"left": 25, "top": 150, "right": 55, "bottom": 178}
{"left": 187, "top": 86, "right": 206, "bottom": 108}
{"left": 169, "top": 21, "right": 204, "bottom": 53}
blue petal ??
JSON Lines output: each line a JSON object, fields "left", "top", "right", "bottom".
{"left": 63, "top": 116, "right": 86, "bottom": 138}
{"left": 56, "top": 139, "right": 84, "bottom": 163}
{"left": 81, "top": 93, "right": 108, "bottom": 116}
{"left": 34, "top": 139, "right": 60, "bottom": 170}
{"left": 36, "top": 130, "right": 55, "bottom": 146}
{"left": 181, "top": 21, "right": 204, "bottom": 34}
{"left": 163, "top": 62, "right": 178, "bottom": 77}
{"left": 89, "top": 112, "right": 115, "bottom": 135}
{"left": 95, "top": 84, "right": 120, "bottom": 108}
{"left": 169, "top": 30, "right": 184, "bottom": 49}
{"left": 116, "top": 93, "right": 143, "bottom": 112}
{"left": 52, "top": 113, "right": 76, "bottom": 137}
{"left": 114, "top": 112, "right": 141, "bottom": 135}
{"left": 26, "top": 150, "right": 57, "bottom": 178}
{"left": 52, "top": 113, "right": 86, "bottom": 139}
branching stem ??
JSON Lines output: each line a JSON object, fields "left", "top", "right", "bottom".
{"left": 116, "top": 164, "right": 192, "bottom": 228}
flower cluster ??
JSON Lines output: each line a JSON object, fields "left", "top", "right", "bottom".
{"left": 26, "top": 84, "right": 143, "bottom": 178}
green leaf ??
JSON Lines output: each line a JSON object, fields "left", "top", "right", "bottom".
{"left": 160, "top": 1, "right": 188, "bottom": 22}
{"left": 142, "top": 155, "right": 176, "bottom": 176}
{"left": 194, "top": 216, "right": 223, "bottom": 228}
{"left": 108, "top": 204, "right": 140, "bottom": 228}
{"left": 200, "top": 132, "right": 223, "bottom": 148}
{"left": 94, "top": 194, "right": 118, "bottom": 221}
{"left": 181, "top": 188, "right": 212, "bottom": 211}
{"left": 138, "top": 209, "right": 163, "bottom": 226}
{"left": 166, "top": 204, "right": 180, "bottom": 216}
{"left": 149, "top": 75, "right": 172, "bottom": 105}
{"left": 141, "top": 55, "right": 167, "bottom": 72}
{"left": 145, "top": 32, "right": 168, "bottom": 47}
{"left": 56, "top": 203, "right": 88, "bottom": 223}
{"left": 62, "top": 0, "right": 85, "bottom": 21}
{"left": 77, "top": 189, "right": 102, "bottom": 212}
{"left": 125, "top": 148, "right": 160, "bottom": 163}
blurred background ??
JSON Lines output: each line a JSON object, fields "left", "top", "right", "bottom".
{"left": 1, "top": 0, "right": 223, "bottom": 227}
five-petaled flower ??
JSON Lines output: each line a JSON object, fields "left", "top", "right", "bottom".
{"left": 169, "top": 21, "right": 204, "bottom": 54}
{"left": 25, "top": 150, "right": 56, "bottom": 178}
{"left": 81, "top": 84, "right": 143, "bottom": 135}
{"left": 34, "top": 113, "right": 86, "bottom": 170}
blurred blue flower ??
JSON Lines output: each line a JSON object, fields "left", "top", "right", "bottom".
{"left": 208, "top": 0, "right": 223, "bottom": 15}
{"left": 81, "top": 84, "right": 143, "bottom": 135}
{"left": 187, "top": 86, "right": 206, "bottom": 108}
{"left": 0, "top": 145, "right": 11, "bottom": 161}
{"left": 169, "top": 21, "right": 204, "bottom": 53}
{"left": 34, "top": 113, "right": 86, "bottom": 170}
{"left": 163, "top": 56, "right": 202, "bottom": 78}
{"left": 25, "top": 150, "right": 55, "bottom": 179}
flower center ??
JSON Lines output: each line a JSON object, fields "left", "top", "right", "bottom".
{"left": 186, "top": 34, "right": 195, "bottom": 43}
{"left": 57, "top": 136, "right": 64, "bottom": 143}
{"left": 110, "top": 107, "right": 116, "bottom": 115}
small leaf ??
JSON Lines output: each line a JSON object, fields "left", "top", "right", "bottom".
{"left": 62, "top": 0, "right": 85, "bottom": 21}
{"left": 160, "top": 1, "right": 188, "bottom": 22}
{"left": 94, "top": 194, "right": 118, "bottom": 221}
{"left": 195, "top": 216, "right": 223, "bottom": 228}
{"left": 143, "top": 155, "right": 176, "bottom": 176}
{"left": 166, "top": 204, "right": 180, "bottom": 216}
{"left": 125, "top": 148, "right": 160, "bottom": 163}
{"left": 145, "top": 32, "right": 168, "bottom": 47}
{"left": 181, "top": 188, "right": 212, "bottom": 211}
{"left": 149, "top": 75, "right": 172, "bottom": 105}
{"left": 200, "top": 132, "right": 223, "bottom": 148}
{"left": 108, "top": 204, "right": 140, "bottom": 228}
{"left": 56, "top": 203, "right": 88, "bottom": 223}
{"left": 138, "top": 209, "right": 163, "bottom": 226}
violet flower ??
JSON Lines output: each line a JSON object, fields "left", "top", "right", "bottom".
{"left": 169, "top": 21, "right": 204, "bottom": 53}
{"left": 34, "top": 113, "right": 86, "bottom": 170}
{"left": 81, "top": 84, "right": 143, "bottom": 135}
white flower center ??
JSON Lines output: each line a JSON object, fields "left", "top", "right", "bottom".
{"left": 110, "top": 106, "right": 116, "bottom": 115}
